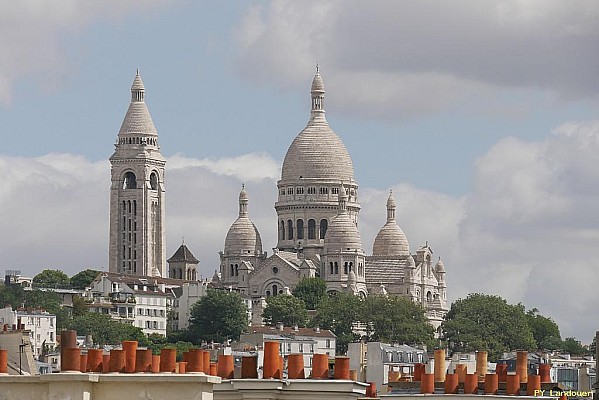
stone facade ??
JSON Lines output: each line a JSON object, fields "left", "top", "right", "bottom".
{"left": 108, "top": 71, "right": 166, "bottom": 277}
{"left": 219, "top": 71, "right": 448, "bottom": 328}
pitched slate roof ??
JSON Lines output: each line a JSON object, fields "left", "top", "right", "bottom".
{"left": 167, "top": 244, "right": 199, "bottom": 263}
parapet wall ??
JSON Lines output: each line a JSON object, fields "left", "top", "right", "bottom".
{"left": 0, "top": 373, "right": 219, "bottom": 400}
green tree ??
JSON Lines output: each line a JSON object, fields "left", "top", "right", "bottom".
{"left": 69, "top": 312, "right": 146, "bottom": 345}
{"left": 442, "top": 293, "right": 536, "bottom": 361}
{"left": 525, "top": 308, "right": 562, "bottom": 351}
{"left": 70, "top": 269, "right": 100, "bottom": 289}
{"left": 0, "top": 283, "right": 25, "bottom": 308}
{"left": 562, "top": 337, "right": 588, "bottom": 356}
{"left": 263, "top": 295, "right": 309, "bottom": 327}
{"left": 361, "top": 294, "right": 435, "bottom": 348}
{"left": 310, "top": 292, "right": 362, "bottom": 354}
{"left": 187, "top": 289, "right": 248, "bottom": 344}
{"left": 33, "top": 269, "right": 70, "bottom": 288}
{"left": 292, "top": 277, "right": 327, "bottom": 310}
{"left": 72, "top": 296, "right": 88, "bottom": 318}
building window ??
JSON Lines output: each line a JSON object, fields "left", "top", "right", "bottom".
{"left": 150, "top": 172, "right": 158, "bottom": 190}
{"left": 297, "top": 219, "right": 304, "bottom": 239}
{"left": 280, "top": 220, "right": 285, "bottom": 240}
{"left": 287, "top": 343, "right": 292, "bottom": 353}
{"left": 307, "top": 187, "right": 316, "bottom": 194}
{"left": 123, "top": 171, "right": 137, "bottom": 189}
{"left": 319, "top": 187, "right": 328, "bottom": 195}
{"left": 319, "top": 219, "right": 328, "bottom": 239}
{"left": 296, "top": 187, "right": 304, "bottom": 194}
{"left": 326, "top": 339, "right": 331, "bottom": 348}
{"left": 287, "top": 220, "right": 294, "bottom": 240}
{"left": 344, "top": 262, "right": 348, "bottom": 274}
{"left": 334, "top": 262, "right": 339, "bottom": 275}
{"left": 299, "top": 343, "right": 304, "bottom": 352}
{"left": 308, "top": 219, "right": 316, "bottom": 239}
{"left": 287, "top": 187, "right": 294, "bottom": 195}
{"left": 331, "top": 187, "right": 339, "bottom": 194}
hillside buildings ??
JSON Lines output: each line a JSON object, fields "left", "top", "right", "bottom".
{"left": 0, "top": 307, "right": 57, "bottom": 357}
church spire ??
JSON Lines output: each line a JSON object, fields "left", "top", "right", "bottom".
{"left": 310, "top": 65, "right": 325, "bottom": 117}
{"left": 131, "top": 69, "right": 145, "bottom": 102}
{"left": 239, "top": 184, "right": 249, "bottom": 217}
{"left": 386, "top": 190, "right": 396, "bottom": 222}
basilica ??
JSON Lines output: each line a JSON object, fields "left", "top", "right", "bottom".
{"left": 216, "top": 71, "right": 448, "bottom": 328}
{"left": 108, "top": 69, "right": 448, "bottom": 329}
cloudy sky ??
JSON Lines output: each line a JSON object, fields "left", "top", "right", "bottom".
{"left": 1, "top": 1, "right": 598, "bottom": 343}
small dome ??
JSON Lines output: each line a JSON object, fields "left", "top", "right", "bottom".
{"left": 435, "top": 258, "right": 445, "bottom": 273}
{"left": 224, "top": 187, "right": 263, "bottom": 256}
{"left": 386, "top": 191, "right": 396, "bottom": 208}
{"left": 239, "top": 184, "right": 248, "bottom": 201}
{"left": 405, "top": 254, "right": 416, "bottom": 268}
{"left": 324, "top": 213, "right": 362, "bottom": 253}
{"left": 311, "top": 72, "right": 325, "bottom": 93}
{"left": 372, "top": 191, "right": 409, "bottom": 256}
{"left": 373, "top": 224, "right": 410, "bottom": 256}
{"left": 224, "top": 219, "right": 263, "bottom": 256}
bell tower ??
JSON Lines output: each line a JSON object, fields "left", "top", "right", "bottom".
{"left": 108, "top": 70, "right": 166, "bottom": 277}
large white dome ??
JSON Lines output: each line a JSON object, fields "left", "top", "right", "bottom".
{"left": 280, "top": 72, "right": 355, "bottom": 182}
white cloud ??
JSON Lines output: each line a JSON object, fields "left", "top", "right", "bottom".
{"left": 0, "top": 1, "right": 168, "bottom": 105}
{"left": 235, "top": 0, "right": 599, "bottom": 118}
{"left": 3, "top": 122, "right": 599, "bottom": 341}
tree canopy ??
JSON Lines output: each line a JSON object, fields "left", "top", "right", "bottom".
{"left": 526, "top": 308, "right": 562, "bottom": 351}
{"left": 70, "top": 269, "right": 100, "bottom": 289}
{"left": 187, "top": 289, "right": 248, "bottom": 344}
{"left": 262, "top": 295, "right": 309, "bottom": 327}
{"left": 310, "top": 291, "right": 362, "bottom": 354}
{"left": 292, "top": 277, "right": 327, "bottom": 310}
{"left": 442, "top": 293, "right": 536, "bottom": 361}
{"left": 361, "top": 294, "right": 435, "bottom": 348}
{"left": 562, "top": 337, "right": 588, "bottom": 356}
{"left": 33, "top": 269, "right": 70, "bottom": 288}
{"left": 68, "top": 312, "right": 146, "bottom": 345}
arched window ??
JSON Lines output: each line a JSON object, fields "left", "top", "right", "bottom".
{"left": 272, "top": 284, "right": 278, "bottom": 297}
{"left": 320, "top": 219, "right": 328, "bottom": 239}
{"left": 150, "top": 172, "right": 158, "bottom": 190}
{"left": 426, "top": 291, "right": 432, "bottom": 302}
{"left": 329, "top": 262, "right": 334, "bottom": 275}
{"left": 334, "top": 262, "right": 339, "bottom": 275}
{"left": 280, "top": 220, "right": 285, "bottom": 240}
{"left": 308, "top": 219, "right": 316, "bottom": 239}
{"left": 349, "top": 262, "right": 353, "bottom": 272}
{"left": 235, "top": 264, "right": 239, "bottom": 276}
{"left": 344, "top": 262, "right": 348, "bottom": 274}
{"left": 230, "top": 264, "right": 234, "bottom": 276}
{"left": 297, "top": 219, "right": 304, "bottom": 239}
{"left": 287, "top": 220, "right": 294, "bottom": 240}
{"left": 123, "top": 171, "right": 137, "bottom": 189}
